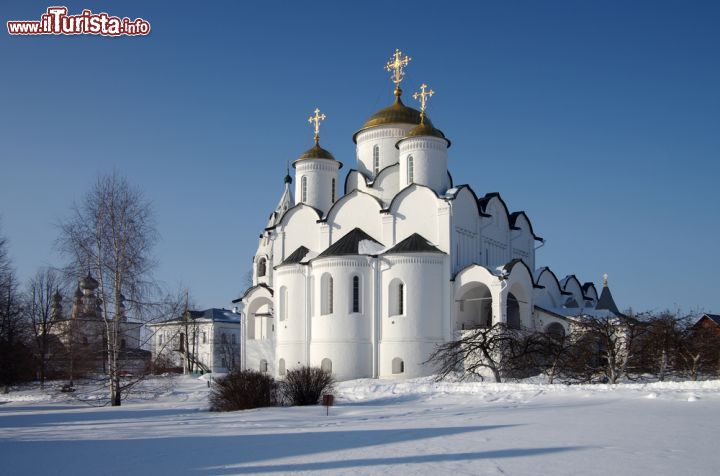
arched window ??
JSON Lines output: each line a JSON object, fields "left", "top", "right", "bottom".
{"left": 279, "top": 286, "right": 288, "bottom": 321}
{"left": 389, "top": 279, "right": 405, "bottom": 316}
{"left": 120, "top": 339, "right": 126, "bottom": 349}
{"left": 321, "top": 358, "right": 332, "bottom": 374}
{"left": 392, "top": 357, "right": 404, "bottom": 374}
{"left": 407, "top": 155, "right": 414, "bottom": 183}
{"left": 179, "top": 333, "right": 185, "bottom": 352}
{"left": 202, "top": 331, "right": 207, "bottom": 344}
{"left": 351, "top": 276, "right": 360, "bottom": 313}
{"left": 260, "top": 359, "right": 268, "bottom": 373}
{"left": 321, "top": 274, "right": 333, "bottom": 315}
{"left": 331, "top": 178, "right": 336, "bottom": 203}
{"left": 221, "top": 333, "right": 227, "bottom": 343}
{"left": 231, "top": 333, "right": 236, "bottom": 345}
{"left": 373, "top": 145, "right": 380, "bottom": 175}
{"left": 545, "top": 322, "right": 566, "bottom": 339}
{"left": 278, "top": 358, "right": 286, "bottom": 376}
{"left": 158, "top": 334, "right": 163, "bottom": 345}
{"left": 301, "top": 176, "right": 308, "bottom": 202}
{"left": 257, "top": 258, "right": 267, "bottom": 277}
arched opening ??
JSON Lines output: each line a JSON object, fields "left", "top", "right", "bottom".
{"left": 321, "top": 358, "right": 332, "bottom": 374}
{"left": 331, "top": 178, "right": 336, "bottom": 203}
{"left": 506, "top": 293, "right": 521, "bottom": 329}
{"left": 351, "top": 275, "right": 360, "bottom": 313}
{"left": 179, "top": 332, "right": 185, "bottom": 352}
{"left": 545, "top": 322, "right": 566, "bottom": 338}
{"left": 457, "top": 283, "right": 493, "bottom": 330}
{"left": 407, "top": 155, "right": 414, "bottom": 183}
{"left": 321, "top": 273, "right": 333, "bottom": 315}
{"left": 373, "top": 145, "right": 380, "bottom": 175}
{"left": 392, "top": 357, "right": 404, "bottom": 374}
{"left": 389, "top": 279, "right": 405, "bottom": 316}
{"left": 278, "top": 358, "right": 286, "bottom": 376}
{"left": 120, "top": 339, "right": 126, "bottom": 350}
{"left": 257, "top": 257, "right": 267, "bottom": 277}
{"left": 260, "top": 359, "right": 268, "bottom": 373}
{"left": 301, "top": 176, "right": 308, "bottom": 202}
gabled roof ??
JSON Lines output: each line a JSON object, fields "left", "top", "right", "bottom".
{"left": 278, "top": 246, "right": 310, "bottom": 267}
{"left": 700, "top": 314, "right": 720, "bottom": 325}
{"left": 316, "top": 228, "right": 383, "bottom": 258}
{"left": 232, "top": 283, "right": 274, "bottom": 303}
{"left": 384, "top": 233, "right": 444, "bottom": 255}
{"left": 596, "top": 285, "right": 621, "bottom": 316}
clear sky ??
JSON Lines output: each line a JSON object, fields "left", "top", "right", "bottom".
{"left": 1, "top": 1, "right": 719, "bottom": 313}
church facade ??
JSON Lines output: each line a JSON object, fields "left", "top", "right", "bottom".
{"left": 234, "top": 50, "right": 618, "bottom": 381}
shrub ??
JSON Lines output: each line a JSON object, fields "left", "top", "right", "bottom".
{"left": 209, "top": 370, "right": 277, "bottom": 411}
{"left": 280, "top": 366, "right": 334, "bottom": 406}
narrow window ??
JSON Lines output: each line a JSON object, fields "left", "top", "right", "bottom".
{"left": 260, "top": 359, "right": 268, "bottom": 372}
{"left": 279, "top": 358, "right": 286, "bottom": 376}
{"left": 202, "top": 331, "right": 207, "bottom": 344}
{"left": 257, "top": 258, "right": 267, "bottom": 277}
{"left": 231, "top": 334, "right": 236, "bottom": 345}
{"left": 352, "top": 276, "right": 360, "bottom": 313}
{"left": 301, "top": 176, "right": 308, "bottom": 202}
{"left": 373, "top": 145, "right": 380, "bottom": 175}
{"left": 279, "top": 286, "right": 287, "bottom": 321}
{"left": 398, "top": 283, "right": 404, "bottom": 315}
{"left": 331, "top": 178, "right": 336, "bottom": 203}
{"left": 407, "top": 155, "right": 414, "bottom": 183}
{"left": 159, "top": 334, "right": 163, "bottom": 345}
{"left": 221, "top": 333, "right": 227, "bottom": 344}
{"left": 222, "top": 357, "right": 227, "bottom": 368}
{"left": 121, "top": 339, "right": 126, "bottom": 349}
{"left": 321, "top": 274, "right": 334, "bottom": 315}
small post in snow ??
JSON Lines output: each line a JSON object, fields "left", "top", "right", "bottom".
{"left": 322, "top": 394, "right": 334, "bottom": 416}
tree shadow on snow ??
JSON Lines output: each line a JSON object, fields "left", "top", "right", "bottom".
{"left": 214, "top": 446, "right": 588, "bottom": 473}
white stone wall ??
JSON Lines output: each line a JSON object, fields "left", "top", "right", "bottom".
{"left": 294, "top": 159, "right": 340, "bottom": 215}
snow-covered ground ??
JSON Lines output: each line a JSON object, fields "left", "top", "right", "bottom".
{"left": 1, "top": 376, "right": 719, "bottom": 475}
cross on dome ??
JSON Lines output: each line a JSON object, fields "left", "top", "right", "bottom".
{"left": 308, "top": 108, "right": 326, "bottom": 144}
{"left": 385, "top": 49, "right": 411, "bottom": 88}
{"left": 413, "top": 83, "right": 434, "bottom": 115}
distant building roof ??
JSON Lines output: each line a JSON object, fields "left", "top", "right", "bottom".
{"left": 699, "top": 314, "right": 720, "bottom": 326}
{"left": 384, "top": 233, "right": 444, "bottom": 255}
{"left": 317, "top": 228, "right": 383, "bottom": 258}
{"left": 153, "top": 308, "right": 240, "bottom": 325}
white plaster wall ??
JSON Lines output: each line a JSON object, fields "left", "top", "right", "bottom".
{"left": 398, "top": 136, "right": 449, "bottom": 194}
{"left": 355, "top": 125, "right": 414, "bottom": 177}
{"left": 277, "top": 206, "right": 322, "bottom": 260}
{"left": 275, "top": 265, "right": 308, "bottom": 373}
{"left": 309, "top": 257, "right": 373, "bottom": 380}
{"left": 481, "top": 199, "right": 511, "bottom": 268}
{"left": 391, "top": 186, "right": 443, "bottom": 249}
{"left": 534, "top": 270, "right": 562, "bottom": 309}
{"left": 326, "top": 191, "right": 384, "bottom": 245}
{"left": 294, "top": 159, "right": 340, "bottom": 215}
{"left": 379, "top": 254, "right": 447, "bottom": 378}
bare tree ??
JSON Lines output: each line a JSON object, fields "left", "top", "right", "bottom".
{"left": 24, "top": 267, "right": 63, "bottom": 387}
{"left": 58, "top": 173, "right": 158, "bottom": 406}
{"left": 427, "top": 323, "right": 539, "bottom": 383}
{"left": 0, "top": 224, "right": 34, "bottom": 392}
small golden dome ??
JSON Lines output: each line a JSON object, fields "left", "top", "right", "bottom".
{"left": 352, "top": 88, "right": 432, "bottom": 143}
{"left": 293, "top": 142, "right": 343, "bottom": 168}
{"left": 396, "top": 114, "right": 451, "bottom": 148}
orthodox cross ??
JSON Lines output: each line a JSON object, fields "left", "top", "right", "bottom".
{"left": 308, "top": 108, "right": 326, "bottom": 144}
{"left": 413, "top": 83, "right": 434, "bottom": 114}
{"left": 385, "top": 49, "right": 411, "bottom": 86}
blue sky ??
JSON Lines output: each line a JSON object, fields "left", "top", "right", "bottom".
{"left": 1, "top": 1, "right": 719, "bottom": 313}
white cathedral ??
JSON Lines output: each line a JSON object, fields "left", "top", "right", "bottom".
{"left": 233, "top": 50, "right": 621, "bottom": 381}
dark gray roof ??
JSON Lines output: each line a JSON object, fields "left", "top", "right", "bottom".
{"left": 159, "top": 308, "right": 240, "bottom": 324}
{"left": 596, "top": 285, "right": 621, "bottom": 316}
{"left": 317, "top": 228, "right": 383, "bottom": 258}
{"left": 385, "top": 233, "right": 444, "bottom": 254}
{"left": 279, "top": 246, "right": 310, "bottom": 266}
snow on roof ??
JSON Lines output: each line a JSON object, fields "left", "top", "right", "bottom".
{"left": 358, "top": 239, "right": 386, "bottom": 255}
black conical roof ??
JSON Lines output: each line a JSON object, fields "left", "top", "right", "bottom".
{"left": 596, "top": 285, "right": 621, "bottom": 316}
{"left": 384, "top": 233, "right": 444, "bottom": 254}
{"left": 317, "top": 228, "right": 383, "bottom": 258}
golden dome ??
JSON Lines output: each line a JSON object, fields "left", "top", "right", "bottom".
{"left": 399, "top": 119, "right": 451, "bottom": 147}
{"left": 352, "top": 88, "right": 432, "bottom": 142}
{"left": 293, "top": 141, "right": 343, "bottom": 168}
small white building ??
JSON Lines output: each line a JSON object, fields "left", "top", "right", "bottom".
{"left": 233, "top": 50, "right": 622, "bottom": 381}
{"left": 149, "top": 309, "right": 240, "bottom": 374}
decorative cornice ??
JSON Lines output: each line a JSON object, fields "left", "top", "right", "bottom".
{"left": 398, "top": 137, "right": 447, "bottom": 153}
{"left": 356, "top": 126, "right": 412, "bottom": 143}
{"left": 294, "top": 161, "right": 340, "bottom": 172}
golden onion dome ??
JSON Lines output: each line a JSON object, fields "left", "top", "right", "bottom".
{"left": 352, "top": 88, "right": 432, "bottom": 143}
{"left": 293, "top": 141, "right": 343, "bottom": 168}
{"left": 396, "top": 113, "right": 451, "bottom": 148}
